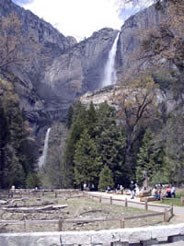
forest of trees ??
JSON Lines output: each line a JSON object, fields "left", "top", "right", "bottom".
{"left": 0, "top": 78, "right": 39, "bottom": 189}
{"left": 47, "top": 73, "right": 183, "bottom": 190}
{"left": 42, "top": 76, "right": 183, "bottom": 190}
{"left": 1, "top": 74, "right": 183, "bottom": 190}
{"left": 0, "top": 0, "right": 183, "bottom": 190}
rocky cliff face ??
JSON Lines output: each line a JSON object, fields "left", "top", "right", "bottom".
{"left": 0, "top": 0, "right": 76, "bottom": 134}
{"left": 1, "top": 0, "right": 183, "bottom": 140}
{"left": 116, "top": 0, "right": 184, "bottom": 81}
{"left": 43, "top": 28, "right": 118, "bottom": 102}
{"left": 81, "top": 0, "right": 184, "bottom": 114}
{"left": 0, "top": 0, "right": 118, "bottom": 136}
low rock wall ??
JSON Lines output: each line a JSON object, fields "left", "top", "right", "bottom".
{"left": 0, "top": 223, "right": 184, "bottom": 246}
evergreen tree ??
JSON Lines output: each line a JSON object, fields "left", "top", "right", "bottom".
{"left": 63, "top": 102, "right": 87, "bottom": 187}
{"left": 95, "top": 102, "right": 126, "bottom": 186}
{"left": 98, "top": 165, "right": 114, "bottom": 191}
{"left": 86, "top": 102, "right": 97, "bottom": 137}
{"left": 0, "top": 78, "right": 37, "bottom": 188}
{"left": 66, "top": 105, "right": 74, "bottom": 129}
{"left": 74, "top": 130, "right": 102, "bottom": 189}
{"left": 136, "top": 129, "right": 153, "bottom": 185}
{"left": 136, "top": 129, "right": 169, "bottom": 186}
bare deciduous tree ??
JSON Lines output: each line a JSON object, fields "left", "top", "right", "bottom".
{"left": 112, "top": 75, "right": 159, "bottom": 176}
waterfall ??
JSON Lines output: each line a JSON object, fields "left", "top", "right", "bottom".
{"left": 101, "top": 32, "right": 120, "bottom": 88}
{"left": 38, "top": 128, "right": 51, "bottom": 169}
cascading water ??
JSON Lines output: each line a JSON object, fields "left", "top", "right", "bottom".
{"left": 38, "top": 128, "right": 51, "bottom": 169}
{"left": 101, "top": 32, "right": 120, "bottom": 88}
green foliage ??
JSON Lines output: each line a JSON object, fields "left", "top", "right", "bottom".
{"left": 63, "top": 71, "right": 184, "bottom": 189}
{"left": 0, "top": 78, "right": 37, "bottom": 188}
{"left": 98, "top": 165, "right": 114, "bottom": 191}
{"left": 63, "top": 102, "right": 87, "bottom": 187}
{"left": 136, "top": 129, "right": 170, "bottom": 186}
{"left": 63, "top": 101, "right": 126, "bottom": 189}
{"left": 40, "top": 123, "right": 69, "bottom": 188}
{"left": 74, "top": 130, "right": 102, "bottom": 188}
{"left": 26, "top": 173, "right": 41, "bottom": 188}
{"left": 66, "top": 105, "right": 74, "bottom": 129}
{"left": 95, "top": 102, "right": 126, "bottom": 186}
{"left": 161, "top": 113, "right": 184, "bottom": 185}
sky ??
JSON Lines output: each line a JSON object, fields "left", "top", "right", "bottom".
{"left": 12, "top": 0, "right": 153, "bottom": 41}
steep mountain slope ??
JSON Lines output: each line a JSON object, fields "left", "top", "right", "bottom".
{"left": 116, "top": 0, "right": 184, "bottom": 81}
{"left": 84, "top": 0, "right": 184, "bottom": 112}
{"left": 0, "top": 0, "right": 117, "bottom": 136}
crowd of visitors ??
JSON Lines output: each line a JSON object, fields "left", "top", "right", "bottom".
{"left": 106, "top": 182, "right": 177, "bottom": 201}
{"left": 151, "top": 184, "right": 176, "bottom": 200}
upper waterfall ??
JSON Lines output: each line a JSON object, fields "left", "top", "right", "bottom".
{"left": 101, "top": 32, "right": 120, "bottom": 88}
{"left": 38, "top": 128, "right": 51, "bottom": 169}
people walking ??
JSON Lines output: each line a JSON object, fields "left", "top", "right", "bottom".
{"left": 130, "top": 181, "right": 136, "bottom": 199}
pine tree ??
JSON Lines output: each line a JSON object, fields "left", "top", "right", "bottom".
{"left": 74, "top": 130, "right": 102, "bottom": 189}
{"left": 95, "top": 102, "right": 126, "bottom": 186}
{"left": 0, "top": 78, "right": 37, "bottom": 188}
{"left": 98, "top": 165, "right": 114, "bottom": 191}
{"left": 63, "top": 102, "right": 87, "bottom": 187}
{"left": 136, "top": 129, "right": 169, "bottom": 186}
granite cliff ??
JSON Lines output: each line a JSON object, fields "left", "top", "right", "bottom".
{"left": 82, "top": 0, "right": 184, "bottom": 114}
{"left": 0, "top": 0, "right": 183, "bottom": 137}
{"left": 116, "top": 0, "right": 184, "bottom": 81}
{"left": 0, "top": 0, "right": 118, "bottom": 137}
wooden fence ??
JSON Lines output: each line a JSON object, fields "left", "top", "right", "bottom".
{"left": 0, "top": 208, "right": 173, "bottom": 232}
{"left": 0, "top": 191, "right": 174, "bottom": 232}
{"left": 0, "top": 189, "right": 82, "bottom": 200}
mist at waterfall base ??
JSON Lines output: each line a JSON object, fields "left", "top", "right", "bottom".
{"left": 38, "top": 128, "right": 51, "bottom": 169}
{"left": 101, "top": 32, "right": 120, "bottom": 88}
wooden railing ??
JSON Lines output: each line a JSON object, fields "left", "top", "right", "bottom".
{"left": 0, "top": 191, "right": 174, "bottom": 232}
{"left": 0, "top": 207, "right": 173, "bottom": 232}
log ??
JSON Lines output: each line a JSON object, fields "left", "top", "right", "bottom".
{"left": 2, "top": 204, "right": 68, "bottom": 213}
{"left": 79, "top": 209, "right": 109, "bottom": 216}
{"left": 9, "top": 198, "right": 28, "bottom": 205}
{"left": 0, "top": 200, "right": 8, "bottom": 205}
{"left": 0, "top": 224, "right": 7, "bottom": 231}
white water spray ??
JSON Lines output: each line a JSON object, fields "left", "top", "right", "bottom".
{"left": 101, "top": 32, "right": 120, "bottom": 88}
{"left": 38, "top": 128, "right": 51, "bottom": 168}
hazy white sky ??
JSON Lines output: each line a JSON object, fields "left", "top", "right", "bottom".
{"left": 12, "top": 0, "right": 153, "bottom": 41}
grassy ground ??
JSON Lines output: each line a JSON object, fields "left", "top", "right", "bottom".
{"left": 155, "top": 189, "right": 184, "bottom": 207}
{"left": 0, "top": 191, "right": 167, "bottom": 232}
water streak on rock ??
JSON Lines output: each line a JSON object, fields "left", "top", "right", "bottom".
{"left": 101, "top": 32, "right": 120, "bottom": 88}
{"left": 38, "top": 128, "right": 51, "bottom": 168}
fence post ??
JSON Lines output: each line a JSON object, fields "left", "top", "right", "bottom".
{"left": 110, "top": 196, "right": 112, "bottom": 205}
{"left": 58, "top": 218, "right": 63, "bottom": 231}
{"left": 164, "top": 208, "right": 168, "bottom": 222}
{"left": 170, "top": 204, "right": 174, "bottom": 217}
{"left": 145, "top": 200, "right": 148, "bottom": 210}
{"left": 55, "top": 191, "right": 57, "bottom": 198}
{"left": 125, "top": 198, "right": 128, "bottom": 208}
{"left": 120, "top": 218, "right": 125, "bottom": 228}
{"left": 23, "top": 214, "right": 26, "bottom": 232}
{"left": 99, "top": 196, "right": 102, "bottom": 203}
{"left": 180, "top": 197, "right": 184, "bottom": 206}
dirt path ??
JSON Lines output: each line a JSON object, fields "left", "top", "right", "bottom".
{"left": 88, "top": 191, "right": 184, "bottom": 222}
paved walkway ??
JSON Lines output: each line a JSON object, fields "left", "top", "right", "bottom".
{"left": 88, "top": 192, "right": 184, "bottom": 245}
{"left": 88, "top": 191, "right": 184, "bottom": 217}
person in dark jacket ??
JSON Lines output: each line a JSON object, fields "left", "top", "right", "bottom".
{"left": 130, "top": 181, "right": 136, "bottom": 199}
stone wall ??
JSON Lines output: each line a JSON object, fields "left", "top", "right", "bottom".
{"left": 1, "top": 223, "right": 184, "bottom": 246}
